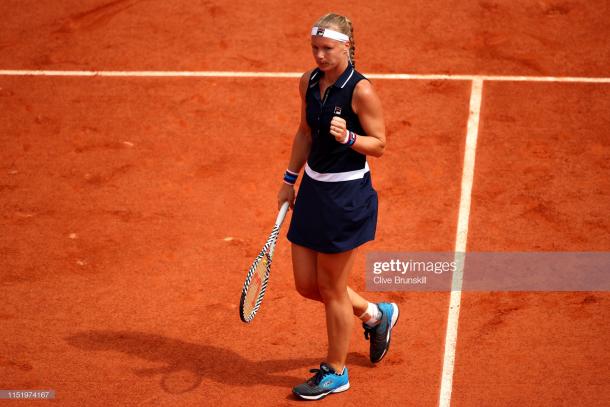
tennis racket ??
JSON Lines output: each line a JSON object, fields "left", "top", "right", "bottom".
{"left": 239, "top": 201, "right": 290, "bottom": 323}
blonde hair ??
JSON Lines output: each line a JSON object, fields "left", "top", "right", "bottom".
{"left": 314, "top": 13, "right": 355, "bottom": 68}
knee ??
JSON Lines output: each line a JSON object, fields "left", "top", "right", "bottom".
{"left": 295, "top": 281, "right": 321, "bottom": 301}
{"left": 317, "top": 279, "right": 346, "bottom": 303}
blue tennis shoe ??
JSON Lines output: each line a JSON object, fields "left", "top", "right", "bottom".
{"left": 363, "top": 302, "right": 399, "bottom": 363}
{"left": 292, "top": 363, "right": 350, "bottom": 400}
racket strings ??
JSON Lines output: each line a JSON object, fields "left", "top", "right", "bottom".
{"left": 243, "top": 257, "right": 268, "bottom": 313}
{"left": 240, "top": 224, "right": 281, "bottom": 322}
{"left": 241, "top": 224, "right": 280, "bottom": 293}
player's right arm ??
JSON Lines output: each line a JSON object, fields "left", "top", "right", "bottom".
{"left": 278, "top": 70, "right": 313, "bottom": 209}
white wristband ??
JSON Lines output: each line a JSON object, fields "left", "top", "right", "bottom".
{"left": 339, "top": 129, "right": 357, "bottom": 146}
{"left": 340, "top": 129, "right": 350, "bottom": 144}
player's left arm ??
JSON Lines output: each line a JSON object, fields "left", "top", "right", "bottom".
{"left": 330, "top": 79, "right": 386, "bottom": 157}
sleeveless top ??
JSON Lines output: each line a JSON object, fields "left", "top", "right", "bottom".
{"left": 305, "top": 63, "right": 369, "bottom": 174}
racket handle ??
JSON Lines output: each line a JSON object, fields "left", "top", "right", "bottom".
{"left": 275, "top": 201, "right": 290, "bottom": 226}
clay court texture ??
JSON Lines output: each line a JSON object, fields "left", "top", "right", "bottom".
{"left": 1, "top": 1, "right": 609, "bottom": 406}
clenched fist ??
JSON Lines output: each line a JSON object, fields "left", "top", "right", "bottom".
{"left": 330, "top": 115, "right": 347, "bottom": 143}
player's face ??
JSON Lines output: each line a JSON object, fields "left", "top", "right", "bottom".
{"left": 311, "top": 35, "right": 349, "bottom": 71}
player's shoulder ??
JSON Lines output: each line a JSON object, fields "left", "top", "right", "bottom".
{"left": 299, "top": 68, "right": 318, "bottom": 84}
{"left": 298, "top": 68, "right": 317, "bottom": 95}
{"left": 353, "top": 76, "right": 376, "bottom": 99}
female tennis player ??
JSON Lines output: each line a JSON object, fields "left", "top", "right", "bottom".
{"left": 277, "top": 13, "right": 399, "bottom": 400}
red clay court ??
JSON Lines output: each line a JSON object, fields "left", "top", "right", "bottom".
{"left": 1, "top": 1, "right": 609, "bottom": 406}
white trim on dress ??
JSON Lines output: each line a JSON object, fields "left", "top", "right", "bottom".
{"left": 304, "top": 161, "right": 369, "bottom": 182}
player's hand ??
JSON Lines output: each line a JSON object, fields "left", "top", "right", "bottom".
{"left": 330, "top": 116, "right": 347, "bottom": 143}
{"left": 278, "top": 183, "right": 295, "bottom": 210}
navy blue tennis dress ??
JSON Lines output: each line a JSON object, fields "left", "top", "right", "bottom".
{"left": 287, "top": 63, "right": 378, "bottom": 253}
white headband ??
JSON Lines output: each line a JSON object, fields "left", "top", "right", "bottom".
{"left": 311, "top": 26, "right": 349, "bottom": 43}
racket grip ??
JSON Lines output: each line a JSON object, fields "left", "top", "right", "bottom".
{"left": 275, "top": 201, "right": 290, "bottom": 226}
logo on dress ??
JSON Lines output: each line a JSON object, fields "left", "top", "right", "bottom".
{"left": 334, "top": 106, "right": 342, "bottom": 115}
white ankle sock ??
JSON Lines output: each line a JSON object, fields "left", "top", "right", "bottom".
{"left": 359, "top": 302, "right": 382, "bottom": 327}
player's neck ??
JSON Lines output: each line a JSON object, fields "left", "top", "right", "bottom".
{"left": 323, "top": 60, "right": 350, "bottom": 85}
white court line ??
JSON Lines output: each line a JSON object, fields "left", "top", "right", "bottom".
{"left": 369, "top": 74, "right": 610, "bottom": 83}
{"left": 0, "top": 70, "right": 303, "bottom": 78}
{"left": 1, "top": 70, "right": 610, "bottom": 83}
{"left": 438, "top": 79, "right": 483, "bottom": 407}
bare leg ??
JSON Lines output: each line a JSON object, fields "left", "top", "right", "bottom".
{"left": 347, "top": 286, "right": 369, "bottom": 317}
{"left": 316, "top": 249, "right": 357, "bottom": 372}
{"left": 292, "top": 243, "right": 368, "bottom": 316}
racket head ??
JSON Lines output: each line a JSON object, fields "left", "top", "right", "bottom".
{"left": 239, "top": 248, "right": 274, "bottom": 323}
{"left": 239, "top": 201, "right": 289, "bottom": 323}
